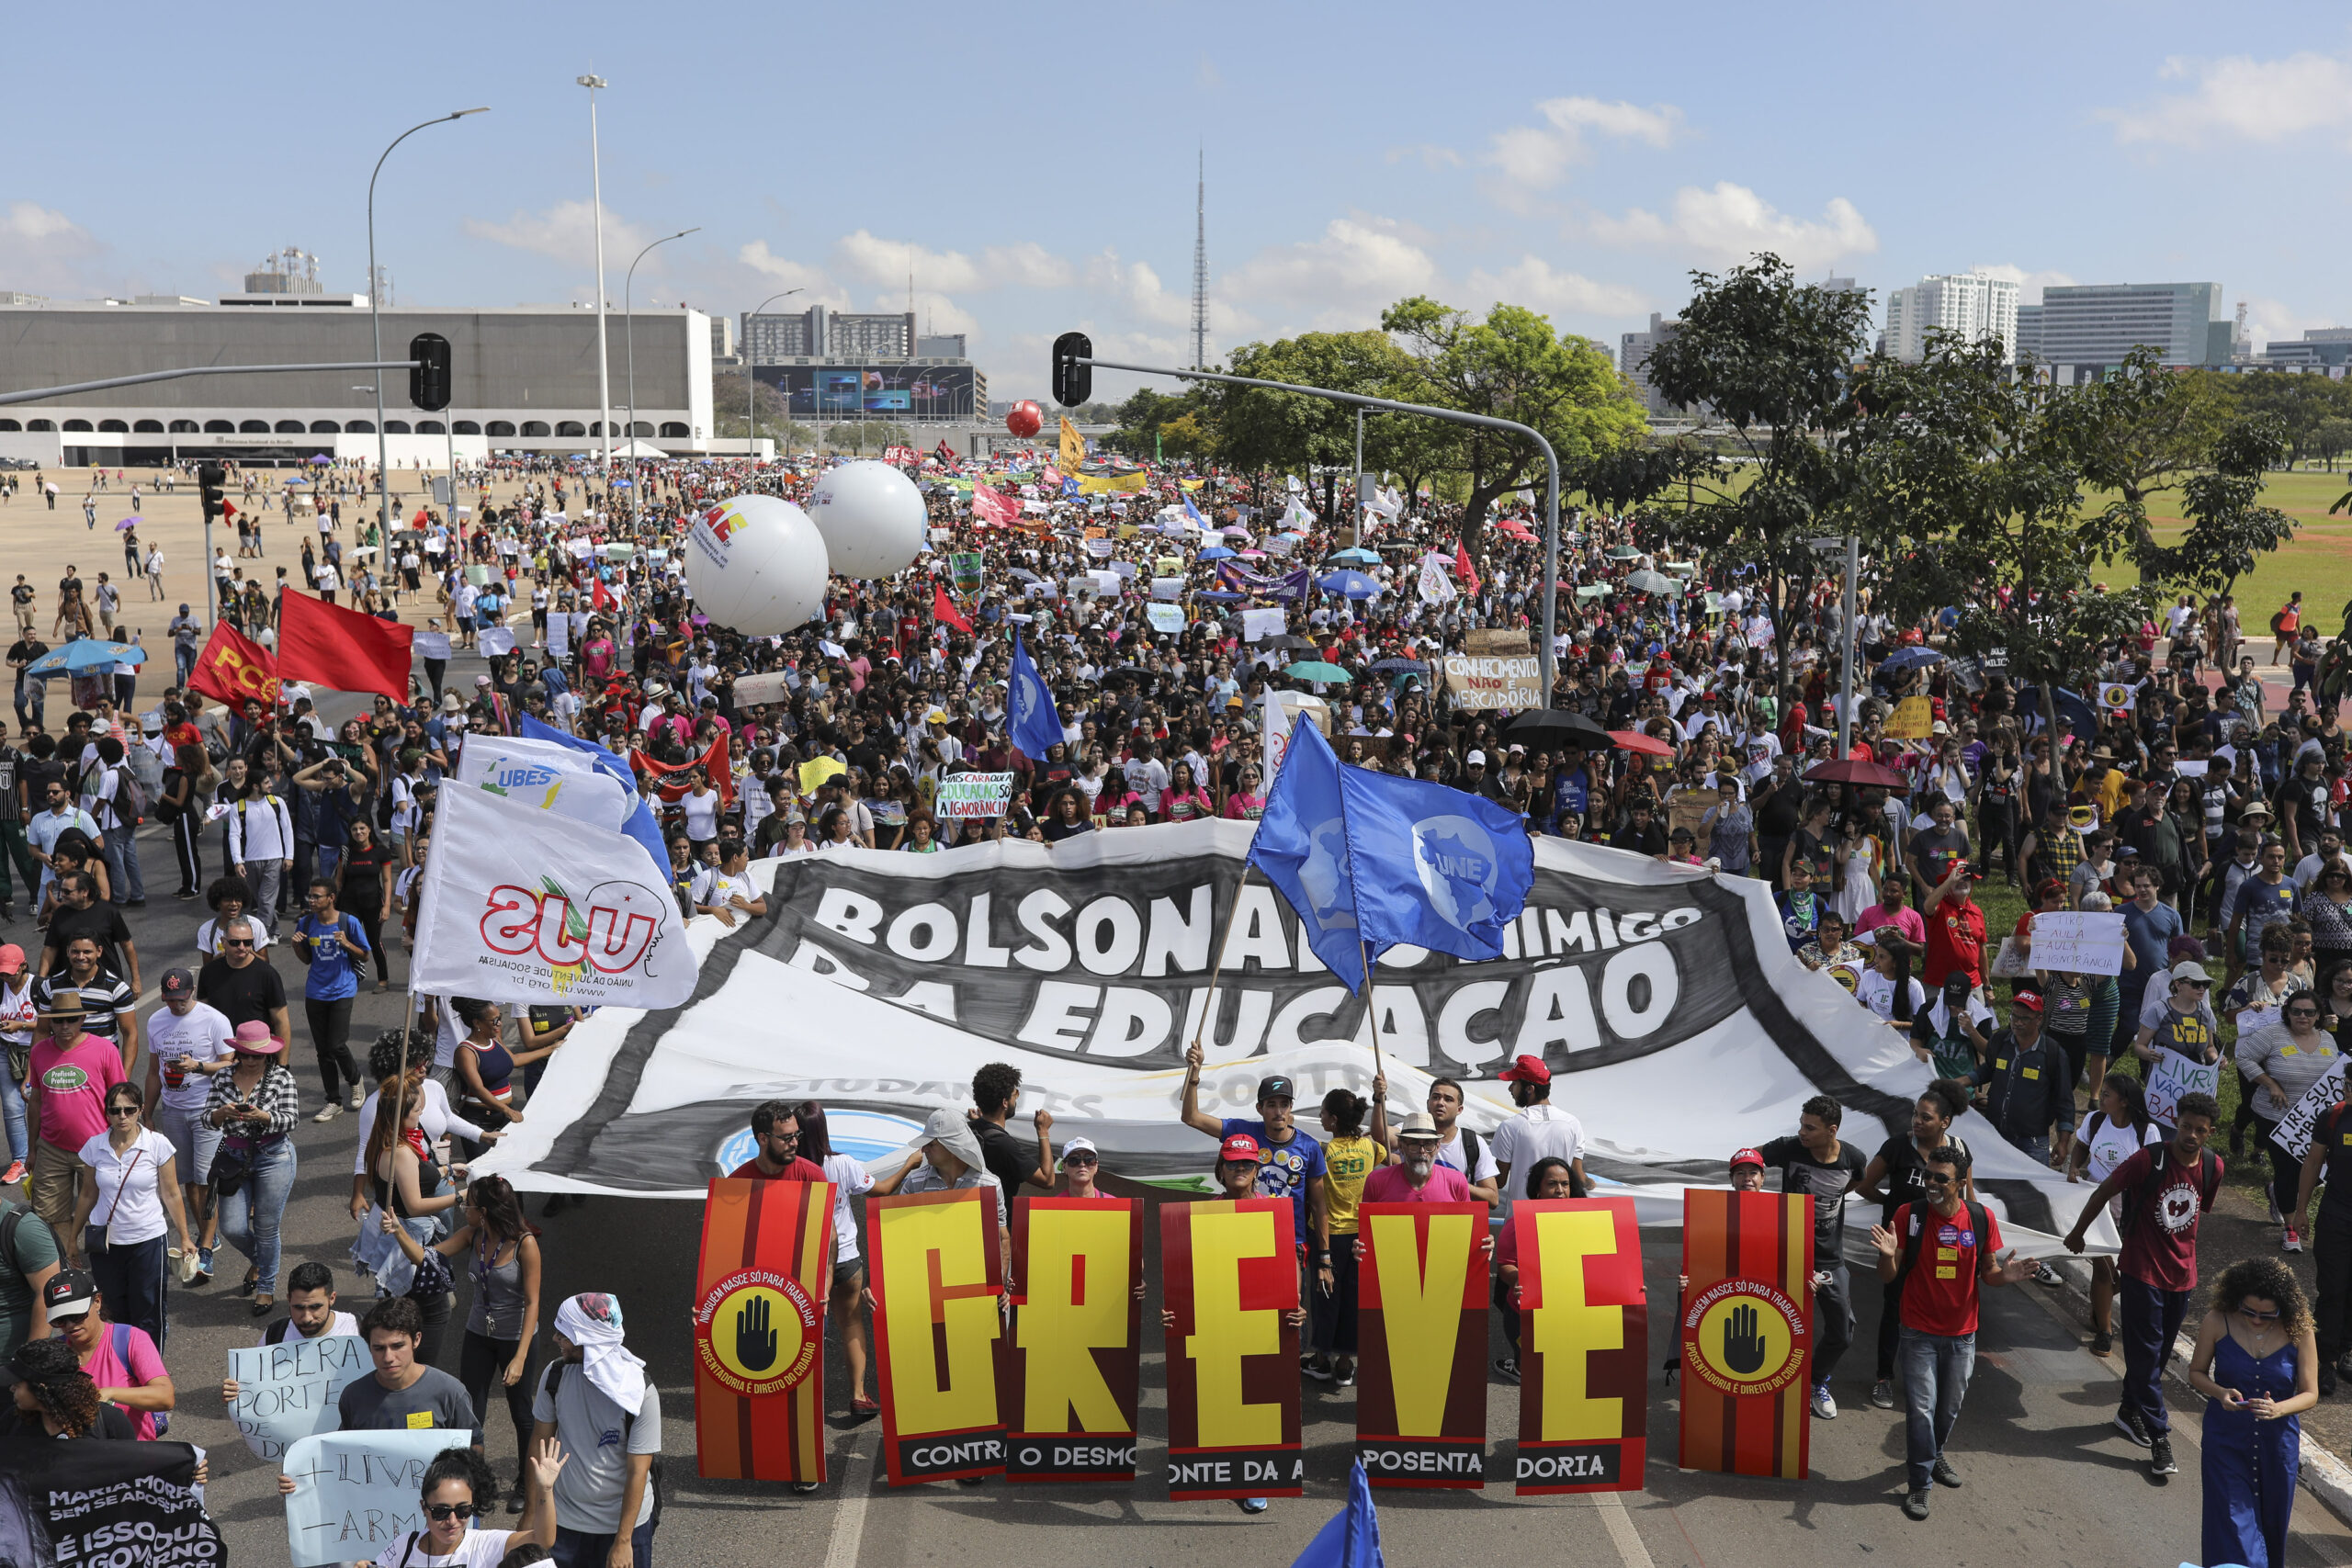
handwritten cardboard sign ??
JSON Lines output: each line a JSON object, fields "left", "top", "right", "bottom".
{"left": 228, "top": 1333, "right": 371, "bottom": 1460}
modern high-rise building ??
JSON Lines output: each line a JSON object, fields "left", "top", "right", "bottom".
{"left": 1882, "top": 270, "right": 2019, "bottom": 364}
{"left": 2014, "top": 304, "right": 2043, "bottom": 364}
{"left": 741, "top": 306, "right": 916, "bottom": 364}
{"left": 1619, "top": 313, "right": 1680, "bottom": 416}
{"left": 2032, "top": 282, "right": 2226, "bottom": 374}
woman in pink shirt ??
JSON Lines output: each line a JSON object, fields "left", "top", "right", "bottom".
{"left": 1159, "top": 761, "right": 1215, "bottom": 824}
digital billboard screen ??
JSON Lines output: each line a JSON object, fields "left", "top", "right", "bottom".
{"left": 761, "top": 364, "right": 977, "bottom": 420}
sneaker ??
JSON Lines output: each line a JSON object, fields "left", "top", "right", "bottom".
{"left": 2150, "top": 1435, "right": 2177, "bottom": 1476}
{"left": 1235, "top": 1498, "right": 1269, "bottom": 1516}
{"left": 2268, "top": 1197, "right": 2282, "bottom": 1225}
{"left": 1930, "top": 1457, "right": 1962, "bottom": 1489}
{"left": 0, "top": 1160, "right": 22, "bottom": 1187}
{"left": 1493, "top": 1357, "right": 1521, "bottom": 1385}
{"left": 312, "top": 1102, "right": 342, "bottom": 1122}
{"left": 506, "top": 1483, "right": 526, "bottom": 1517}
{"left": 955, "top": 1476, "right": 986, "bottom": 1487}
{"left": 2090, "top": 1331, "right": 2112, "bottom": 1356}
{"left": 1811, "top": 1384, "right": 1837, "bottom": 1420}
{"left": 347, "top": 1087, "right": 365, "bottom": 1111}
{"left": 2283, "top": 1225, "right": 2303, "bottom": 1254}
{"left": 1902, "top": 1488, "right": 1930, "bottom": 1521}
{"left": 792, "top": 1481, "right": 821, "bottom": 1495}
{"left": 1870, "top": 1379, "right": 1894, "bottom": 1410}
{"left": 2034, "top": 1262, "right": 2062, "bottom": 1287}
{"left": 194, "top": 1248, "right": 214, "bottom": 1285}
{"left": 1333, "top": 1361, "right": 1355, "bottom": 1388}
{"left": 1300, "top": 1355, "right": 1334, "bottom": 1382}
{"left": 2114, "top": 1410, "right": 2152, "bottom": 1449}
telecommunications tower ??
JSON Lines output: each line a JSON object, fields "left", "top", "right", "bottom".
{"left": 1190, "top": 149, "right": 1210, "bottom": 370}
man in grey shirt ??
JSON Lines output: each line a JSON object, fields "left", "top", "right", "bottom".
{"left": 276, "top": 1296, "right": 479, "bottom": 1498}
{"left": 533, "top": 1292, "right": 661, "bottom": 1566}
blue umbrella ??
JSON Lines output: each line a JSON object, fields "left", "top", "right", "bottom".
{"left": 1198, "top": 545, "right": 1236, "bottom": 561}
{"left": 27, "top": 639, "right": 147, "bottom": 678}
{"left": 1327, "top": 547, "right": 1380, "bottom": 565}
{"left": 1317, "top": 570, "right": 1383, "bottom": 601}
{"left": 1877, "top": 647, "right": 1944, "bottom": 675}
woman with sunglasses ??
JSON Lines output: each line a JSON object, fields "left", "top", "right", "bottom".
{"left": 2187, "top": 1258, "right": 2319, "bottom": 1568}
{"left": 2235, "top": 992, "right": 2343, "bottom": 1256}
{"left": 66, "top": 1082, "right": 191, "bottom": 1347}
{"left": 376, "top": 1440, "right": 567, "bottom": 1568}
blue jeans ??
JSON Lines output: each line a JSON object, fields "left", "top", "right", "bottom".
{"left": 0, "top": 1060, "right": 24, "bottom": 1166}
{"left": 1897, "top": 1325, "right": 1976, "bottom": 1492}
{"left": 551, "top": 1519, "right": 652, "bottom": 1568}
{"left": 216, "top": 1136, "right": 296, "bottom": 1294}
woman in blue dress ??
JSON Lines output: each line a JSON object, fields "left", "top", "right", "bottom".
{"left": 2187, "top": 1258, "right": 2320, "bottom": 1568}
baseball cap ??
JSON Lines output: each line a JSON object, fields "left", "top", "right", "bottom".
{"left": 1396, "top": 1112, "right": 1441, "bottom": 1142}
{"left": 1059, "top": 1135, "right": 1100, "bottom": 1165}
{"left": 160, "top": 967, "right": 195, "bottom": 1000}
{"left": 1254, "top": 1075, "right": 1295, "bottom": 1105}
{"left": 1218, "top": 1133, "right": 1263, "bottom": 1164}
{"left": 1729, "top": 1148, "right": 1766, "bottom": 1172}
{"left": 1465, "top": 750, "right": 1487, "bottom": 765}
{"left": 42, "top": 1268, "right": 98, "bottom": 1322}
{"left": 0, "top": 944, "right": 22, "bottom": 975}
{"left": 1498, "top": 1053, "right": 1551, "bottom": 1085}
{"left": 2170, "top": 960, "right": 2212, "bottom": 985}
{"left": 2010, "top": 992, "right": 2044, "bottom": 1012}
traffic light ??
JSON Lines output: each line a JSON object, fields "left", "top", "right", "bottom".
{"left": 197, "top": 461, "right": 226, "bottom": 522}
{"left": 409, "top": 333, "right": 451, "bottom": 412}
{"left": 1051, "top": 332, "right": 1092, "bottom": 408}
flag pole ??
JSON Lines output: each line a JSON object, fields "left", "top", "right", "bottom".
{"left": 1185, "top": 863, "right": 1255, "bottom": 1059}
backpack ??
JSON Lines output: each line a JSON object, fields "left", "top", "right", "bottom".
{"left": 2271, "top": 609, "right": 2290, "bottom": 634}
{"left": 2119, "top": 1142, "right": 2220, "bottom": 1236}
{"left": 546, "top": 1360, "right": 665, "bottom": 1529}
{"left": 153, "top": 767, "right": 186, "bottom": 825}
{"left": 1893, "top": 1199, "right": 1992, "bottom": 1299}
{"left": 109, "top": 1321, "right": 167, "bottom": 1436}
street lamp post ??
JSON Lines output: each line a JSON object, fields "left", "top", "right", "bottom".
{"left": 623, "top": 226, "right": 700, "bottom": 520}
{"left": 577, "top": 74, "right": 613, "bottom": 500}
{"left": 367, "top": 107, "right": 487, "bottom": 539}
{"left": 745, "top": 288, "right": 803, "bottom": 460}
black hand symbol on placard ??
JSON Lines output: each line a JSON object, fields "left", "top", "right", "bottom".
{"left": 1722, "top": 1303, "right": 1769, "bottom": 1376}
{"left": 736, "top": 1295, "right": 778, "bottom": 1372}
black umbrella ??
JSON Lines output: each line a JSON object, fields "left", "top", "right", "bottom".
{"left": 1505, "top": 709, "right": 1613, "bottom": 750}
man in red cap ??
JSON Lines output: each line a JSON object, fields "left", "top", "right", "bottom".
{"left": 1491, "top": 1055, "right": 1585, "bottom": 1235}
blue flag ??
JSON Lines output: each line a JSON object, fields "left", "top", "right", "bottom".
{"left": 518, "top": 714, "right": 671, "bottom": 880}
{"left": 1182, "top": 491, "right": 1206, "bottom": 527}
{"left": 1249, "top": 718, "right": 1532, "bottom": 990}
{"left": 1006, "top": 635, "right": 1065, "bottom": 761}
{"left": 1292, "top": 1461, "right": 1384, "bottom": 1568}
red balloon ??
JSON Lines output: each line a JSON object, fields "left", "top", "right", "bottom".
{"left": 1005, "top": 400, "right": 1043, "bottom": 439}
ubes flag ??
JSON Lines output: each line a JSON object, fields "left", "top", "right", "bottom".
{"left": 1514, "top": 1198, "right": 1646, "bottom": 1495}
{"left": 1355, "top": 1202, "right": 1487, "bottom": 1489}
{"left": 1679, "top": 1189, "right": 1813, "bottom": 1480}
{"left": 276, "top": 587, "right": 413, "bottom": 700}
{"left": 870, "top": 1190, "right": 1007, "bottom": 1484}
{"left": 693, "top": 1179, "right": 836, "bottom": 1482}
{"left": 408, "top": 783, "right": 695, "bottom": 1009}
{"left": 1005, "top": 1196, "right": 1143, "bottom": 1482}
{"left": 187, "top": 620, "right": 279, "bottom": 710}
{"left": 1162, "top": 1198, "right": 1303, "bottom": 1501}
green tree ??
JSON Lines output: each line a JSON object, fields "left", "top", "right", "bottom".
{"left": 713, "top": 367, "right": 797, "bottom": 443}
{"left": 2312, "top": 416, "right": 2352, "bottom": 472}
{"left": 2063, "top": 352, "right": 2234, "bottom": 579}
{"left": 1215, "top": 330, "right": 1421, "bottom": 518}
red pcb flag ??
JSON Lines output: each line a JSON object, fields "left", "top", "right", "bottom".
{"left": 1454, "top": 541, "right": 1481, "bottom": 595}
{"left": 275, "top": 589, "right": 413, "bottom": 701}
{"left": 932, "top": 586, "right": 971, "bottom": 636}
{"left": 971, "top": 483, "right": 1019, "bottom": 526}
{"left": 187, "top": 622, "right": 280, "bottom": 711}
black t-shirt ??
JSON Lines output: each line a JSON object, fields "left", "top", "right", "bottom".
{"left": 1756, "top": 1135, "right": 1869, "bottom": 1263}
{"left": 1755, "top": 782, "right": 1803, "bottom": 838}
{"left": 1909, "top": 825, "right": 1972, "bottom": 886}
{"left": 1871, "top": 1134, "right": 1968, "bottom": 1226}
{"left": 196, "top": 954, "right": 288, "bottom": 1030}
{"left": 968, "top": 1116, "right": 1035, "bottom": 1199}
{"left": 43, "top": 902, "right": 132, "bottom": 976}
{"left": 341, "top": 841, "right": 392, "bottom": 908}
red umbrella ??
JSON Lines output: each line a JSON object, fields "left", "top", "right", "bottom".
{"left": 1608, "top": 728, "right": 1675, "bottom": 757}
{"left": 1804, "top": 758, "right": 1911, "bottom": 792}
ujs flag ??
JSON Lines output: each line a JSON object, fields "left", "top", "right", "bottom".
{"left": 1248, "top": 718, "right": 1533, "bottom": 990}
{"left": 1007, "top": 636, "right": 1065, "bottom": 761}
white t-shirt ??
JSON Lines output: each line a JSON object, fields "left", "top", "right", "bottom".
{"left": 1854, "top": 971, "right": 1928, "bottom": 1023}
{"left": 147, "top": 1001, "right": 235, "bottom": 1112}
{"left": 1489, "top": 1102, "right": 1587, "bottom": 1224}
{"left": 258, "top": 1311, "right": 362, "bottom": 1346}
{"left": 1431, "top": 1127, "right": 1500, "bottom": 1192}
{"left": 825, "top": 1152, "right": 875, "bottom": 1264}
{"left": 371, "top": 1528, "right": 517, "bottom": 1568}
{"left": 353, "top": 1077, "right": 486, "bottom": 1174}
{"left": 2083, "top": 1112, "right": 2165, "bottom": 1221}
{"left": 75, "top": 1129, "right": 176, "bottom": 1245}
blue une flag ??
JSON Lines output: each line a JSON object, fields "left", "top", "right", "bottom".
{"left": 1292, "top": 1461, "right": 1385, "bottom": 1568}
{"left": 1248, "top": 716, "right": 1533, "bottom": 990}
{"left": 1007, "top": 635, "right": 1065, "bottom": 761}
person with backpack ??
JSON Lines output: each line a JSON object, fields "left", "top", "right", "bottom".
{"left": 41, "top": 1267, "right": 175, "bottom": 1439}
{"left": 2063, "top": 1089, "right": 2223, "bottom": 1479}
{"left": 1870, "top": 1143, "right": 2034, "bottom": 1520}
{"left": 531, "top": 1292, "right": 660, "bottom": 1568}
{"left": 0, "top": 1190, "right": 61, "bottom": 1362}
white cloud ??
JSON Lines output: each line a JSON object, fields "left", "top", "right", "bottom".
{"left": 0, "top": 201, "right": 107, "bottom": 295}
{"left": 1083, "top": 249, "right": 1191, "bottom": 327}
{"left": 1970, "top": 263, "right": 2075, "bottom": 306}
{"left": 832, "top": 231, "right": 1074, "bottom": 292}
{"left": 889, "top": 289, "right": 980, "bottom": 340}
{"left": 735, "top": 242, "right": 851, "bottom": 308}
{"left": 1464, "top": 257, "right": 1645, "bottom": 321}
{"left": 1588, "top": 183, "right": 1878, "bottom": 272}
{"left": 1481, "top": 96, "right": 1684, "bottom": 200}
{"left": 2237, "top": 294, "right": 2334, "bottom": 353}
{"left": 2102, "top": 51, "right": 2352, "bottom": 148}
{"left": 1222, "top": 217, "right": 1443, "bottom": 321}
{"left": 464, "top": 200, "right": 650, "bottom": 266}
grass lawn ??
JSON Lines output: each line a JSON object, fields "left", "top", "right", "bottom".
{"left": 2135, "top": 466, "right": 2352, "bottom": 629}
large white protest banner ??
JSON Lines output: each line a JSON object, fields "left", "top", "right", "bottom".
{"left": 410, "top": 784, "right": 694, "bottom": 1009}
{"left": 2271, "top": 1059, "right": 2348, "bottom": 1160}
{"left": 934, "top": 773, "right": 1016, "bottom": 820}
{"left": 282, "top": 1428, "right": 449, "bottom": 1568}
{"left": 228, "top": 1333, "right": 371, "bottom": 1460}
{"left": 2023, "top": 911, "right": 2126, "bottom": 976}
{"left": 2143, "top": 1047, "right": 2221, "bottom": 1127}
{"left": 474, "top": 821, "right": 2116, "bottom": 1257}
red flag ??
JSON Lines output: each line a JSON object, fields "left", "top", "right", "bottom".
{"left": 932, "top": 586, "right": 971, "bottom": 636}
{"left": 1454, "top": 541, "right": 1481, "bottom": 594}
{"left": 971, "top": 483, "right": 1018, "bottom": 526}
{"left": 220, "top": 499, "right": 239, "bottom": 520}
{"left": 933, "top": 439, "right": 956, "bottom": 466}
{"left": 276, "top": 589, "right": 413, "bottom": 701}
{"left": 630, "top": 733, "right": 731, "bottom": 804}
{"left": 187, "top": 621, "right": 279, "bottom": 711}
{"left": 592, "top": 577, "right": 616, "bottom": 613}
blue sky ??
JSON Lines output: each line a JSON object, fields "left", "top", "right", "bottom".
{"left": 7, "top": 3, "right": 2349, "bottom": 403}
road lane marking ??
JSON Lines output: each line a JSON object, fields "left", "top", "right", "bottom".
{"left": 821, "top": 1443, "right": 872, "bottom": 1568}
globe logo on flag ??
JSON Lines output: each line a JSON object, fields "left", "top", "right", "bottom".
{"left": 1411, "top": 815, "right": 1503, "bottom": 931}
{"left": 1296, "top": 818, "right": 1359, "bottom": 933}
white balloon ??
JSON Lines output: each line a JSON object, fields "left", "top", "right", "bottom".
{"left": 806, "top": 459, "right": 927, "bottom": 579}
{"left": 682, "top": 494, "right": 831, "bottom": 635}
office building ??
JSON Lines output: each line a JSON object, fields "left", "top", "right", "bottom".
{"left": 1883, "top": 270, "right": 2019, "bottom": 364}
{"left": 741, "top": 305, "right": 918, "bottom": 364}
{"left": 2256, "top": 328, "right": 2352, "bottom": 371}
{"left": 1619, "top": 313, "right": 1681, "bottom": 416}
{"left": 2014, "top": 304, "right": 2043, "bottom": 365}
{"left": 2032, "top": 282, "right": 2227, "bottom": 376}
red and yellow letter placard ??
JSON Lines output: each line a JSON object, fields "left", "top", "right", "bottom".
{"left": 870, "top": 1190, "right": 1007, "bottom": 1484}
{"left": 692, "top": 1179, "right": 835, "bottom": 1483}
{"left": 1006, "top": 1196, "right": 1143, "bottom": 1482}
{"left": 1160, "top": 1198, "right": 1303, "bottom": 1501}
{"left": 1515, "top": 1198, "right": 1647, "bottom": 1495}
{"left": 1679, "top": 1190, "right": 1815, "bottom": 1480}
{"left": 1355, "top": 1201, "right": 1488, "bottom": 1489}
